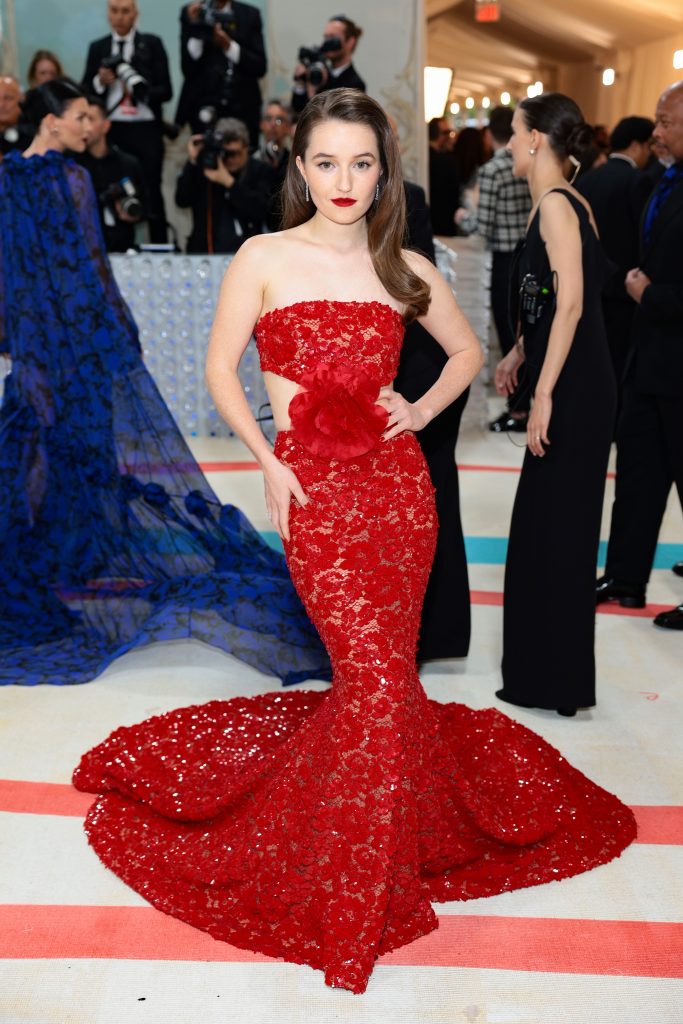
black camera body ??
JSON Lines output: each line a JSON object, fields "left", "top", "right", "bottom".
{"left": 196, "top": 129, "right": 228, "bottom": 170}
{"left": 100, "top": 55, "right": 149, "bottom": 106}
{"left": 189, "top": 1, "right": 237, "bottom": 39}
{"left": 519, "top": 273, "right": 553, "bottom": 325}
{"left": 296, "top": 37, "right": 342, "bottom": 87}
{"left": 99, "top": 176, "right": 143, "bottom": 220}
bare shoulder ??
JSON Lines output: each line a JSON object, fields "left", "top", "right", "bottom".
{"left": 538, "top": 189, "right": 583, "bottom": 239}
{"left": 226, "top": 230, "right": 302, "bottom": 283}
{"left": 402, "top": 247, "right": 439, "bottom": 284}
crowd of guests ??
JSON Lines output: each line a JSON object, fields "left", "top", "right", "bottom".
{"left": 0, "top": 0, "right": 366, "bottom": 253}
{"left": 1, "top": 2, "right": 681, "bottom": 648}
{"left": 426, "top": 92, "right": 683, "bottom": 636}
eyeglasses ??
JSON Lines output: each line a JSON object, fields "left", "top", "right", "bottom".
{"left": 262, "top": 115, "right": 285, "bottom": 125}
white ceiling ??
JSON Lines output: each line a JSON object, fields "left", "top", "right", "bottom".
{"left": 426, "top": 0, "right": 683, "bottom": 99}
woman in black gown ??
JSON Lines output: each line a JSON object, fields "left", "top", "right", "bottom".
{"left": 494, "top": 94, "right": 616, "bottom": 715}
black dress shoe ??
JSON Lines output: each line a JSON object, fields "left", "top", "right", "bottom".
{"left": 557, "top": 707, "right": 577, "bottom": 717}
{"left": 595, "top": 576, "right": 646, "bottom": 608}
{"left": 653, "top": 604, "right": 683, "bottom": 630}
{"left": 489, "top": 411, "right": 528, "bottom": 433}
{"left": 672, "top": 562, "right": 683, "bottom": 578}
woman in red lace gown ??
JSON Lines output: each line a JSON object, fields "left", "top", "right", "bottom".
{"left": 73, "top": 90, "right": 637, "bottom": 994}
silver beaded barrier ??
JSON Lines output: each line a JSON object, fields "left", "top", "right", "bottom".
{"left": 111, "top": 253, "right": 269, "bottom": 438}
{"left": 0, "top": 250, "right": 490, "bottom": 435}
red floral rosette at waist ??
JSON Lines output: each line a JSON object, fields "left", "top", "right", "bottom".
{"left": 288, "top": 361, "right": 389, "bottom": 460}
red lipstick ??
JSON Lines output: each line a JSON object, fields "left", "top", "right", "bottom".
{"left": 331, "top": 198, "right": 357, "bottom": 207}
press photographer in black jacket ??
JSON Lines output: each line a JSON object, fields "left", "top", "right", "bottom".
{"left": 175, "top": 0, "right": 266, "bottom": 149}
{"left": 292, "top": 15, "right": 365, "bottom": 115}
{"left": 82, "top": 0, "right": 172, "bottom": 242}
{"left": 175, "top": 116, "right": 271, "bottom": 253}
{"left": 78, "top": 96, "right": 147, "bottom": 252}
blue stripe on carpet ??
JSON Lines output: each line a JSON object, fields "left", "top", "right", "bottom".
{"left": 261, "top": 531, "right": 683, "bottom": 569}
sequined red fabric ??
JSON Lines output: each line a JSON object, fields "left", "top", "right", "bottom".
{"left": 74, "top": 301, "right": 637, "bottom": 994}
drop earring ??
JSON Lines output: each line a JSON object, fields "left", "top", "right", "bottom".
{"left": 305, "top": 182, "right": 309, "bottom": 202}
{"left": 528, "top": 148, "right": 536, "bottom": 156}
{"left": 375, "top": 182, "right": 380, "bottom": 202}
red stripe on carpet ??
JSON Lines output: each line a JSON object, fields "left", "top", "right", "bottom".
{"left": 199, "top": 460, "right": 617, "bottom": 479}
{"left": 470, "top": 590, "right": 671, "bottom": 617}
{"left": 0, "top": 906, "right": 680, "bottom": 977}
{"left": 631, "top": 806, "right": 683, "bottom": 845}
{"left": 1, "top": 782, "right": 681, "bottom": 846}
{"left": 199, "top": 461, "right": 261, "bottom": 471}
{"left": 0, "top": 780, "right": 95, "bottom": 817}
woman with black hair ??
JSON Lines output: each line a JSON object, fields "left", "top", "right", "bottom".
{"left": 0, "top": 78, "right": 330, "bottom": 686}
{"left": 494, "top": 93, "right": 617, "bottom": 715}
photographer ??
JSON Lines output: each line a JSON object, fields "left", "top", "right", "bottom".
{"left": 78, "top": 97, "right": 147, "bottom": 252}
{"left": 175, "top": 117, "right": 271, "bottom": 253}
{"left": 82, "top": 0, "right": 172, "bottom": 242}
{"left": 253, "top": 99, "right": 292, "bottom": 231}
{"left": 175, "top": 0, "right": 266, "bottom": 149}
{"left": 292, "top": 15, "right": 365, "bottom": 114}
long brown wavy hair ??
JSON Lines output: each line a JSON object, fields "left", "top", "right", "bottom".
{"left": 281, "top": 89, "right": 430, "bottom": 321}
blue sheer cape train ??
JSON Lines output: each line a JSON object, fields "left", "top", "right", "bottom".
{"left": 0, "top": 150, "right": 330, "bottom": 686}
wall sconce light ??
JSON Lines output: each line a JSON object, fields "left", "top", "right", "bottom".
{"left": 674, "top": 50, "right": 683, "bottom": 70}
{"left": 500, "top": 91, "right": 511, "bottom": 105}
{"left": 450, "top": 102, "right": 460, "bottom": 114}
{"left": 465, "top": 96, "right": 475, "bottom": 109}
{"left": 602, "top": 68, "right": 616, "bottom": 86}
{"left": 424, "top": 67, "right": 454, "bottom": 121}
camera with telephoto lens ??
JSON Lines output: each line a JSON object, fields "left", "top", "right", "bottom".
{"left": 100, "top": 54, "right": 149, "bottom": 106}
{"left": 196, "top": 128, "right": 229, "bottom": 170}
{"left": 99, "top": 177, "right": 143, "bottom": 220}
{"left": 189, "top": 0, "right": 237, "bottom": 39}
{"left": 296, "top": 37, "right": 342, "bottom": 87}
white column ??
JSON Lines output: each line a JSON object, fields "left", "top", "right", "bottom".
{"left": 0, "top": 0, "right": 18, "bottom": 78}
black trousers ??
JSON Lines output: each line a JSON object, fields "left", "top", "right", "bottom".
{"left": 490, "top": 249, "right": 529, "bottom": 414}
{"left": 394, "top": 322, "right": 471, "bottom": 660}
{"left": 108, "top": 121, "right": 167, "bottom": 244}
{"left": 605, "top": 380, "right": 683, "bottom": 585}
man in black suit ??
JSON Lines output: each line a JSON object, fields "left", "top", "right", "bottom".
{"left": 427, "top": 117, "right": 459, "bottom": 237}
{"left": 175, "top": 116, "right": 271, "bottom": 253}
{"left": 175, "top": 0, "right": 266, "bottom": 149}
{"left": 577, "top": 116, "right": 654, "bottom": 389}
{"left": 597, "top": 82, "right": 683, "bottom": 630}
{"left": 78, "top": 97, "right": 147, "bottom": 252}
{"left": 0, "top": 76, "right": 33, "bottom": 156}
{"left": 292, "top": 15, "right": 365, "bottom": 114}
{"left": 82, "top": 0, "right": 172, "bottom": 242}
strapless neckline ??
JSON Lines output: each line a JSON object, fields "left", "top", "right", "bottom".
{"left": 257, "top": 299, "right": 404, "bottom": 328}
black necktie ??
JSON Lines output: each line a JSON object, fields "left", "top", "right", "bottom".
{"left": 115, "top": 38, "right": 125, "bottom": 59}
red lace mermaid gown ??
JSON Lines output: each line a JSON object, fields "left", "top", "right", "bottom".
{"left": 73, "top": 300, "right": 636, "bottom": 993}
